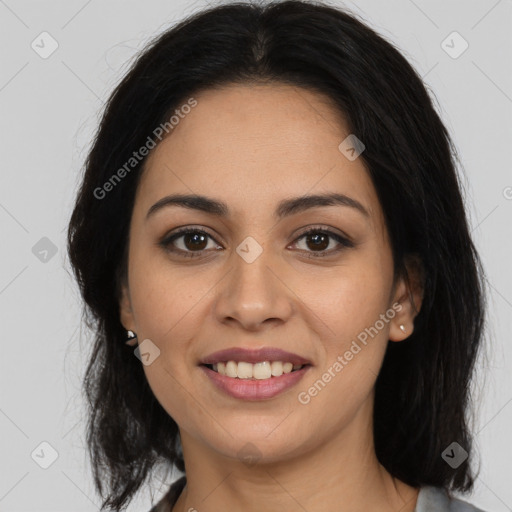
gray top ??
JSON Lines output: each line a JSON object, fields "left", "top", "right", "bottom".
{"left": 149, "top": 478, "right": 488, "bottom": 511}
{"left": 414, "top": 486, "right": 486, "bottom": 512}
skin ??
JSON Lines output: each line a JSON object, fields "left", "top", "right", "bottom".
{"left": 120, "top": 83, "right": 424, "bottom": 512}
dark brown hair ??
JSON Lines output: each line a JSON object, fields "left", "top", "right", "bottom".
{"left": 67, "top": 1, "right": 487, "bottom": 509}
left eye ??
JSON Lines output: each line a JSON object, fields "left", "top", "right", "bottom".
{"left": 291, "top": 228, "right": 354, "bottom": 257}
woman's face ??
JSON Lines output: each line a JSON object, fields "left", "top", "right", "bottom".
{"left": 120, "top": 83, "right": 420, "bottom": 464}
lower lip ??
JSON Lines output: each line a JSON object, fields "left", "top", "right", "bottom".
{"left": 200, "top": 365, "right": 311, "bottom": 400}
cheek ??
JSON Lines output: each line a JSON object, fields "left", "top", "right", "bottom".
{"left": 301, "top": 252, "right": 393, "bottom": 344}
{"left": 127, "top": 245, "right": 207, "bottom": 340}
{"left": 298, "top": 249, "right": 394, "bottom": 402}
{"left": 295, "top": 269, "right": 393, "bottom": 420}
{"left": 127, "top": 252, "right": 206, "bottom": 422}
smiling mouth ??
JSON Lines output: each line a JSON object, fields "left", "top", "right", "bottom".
{"left": 202, "top": 361, "right": 309, "bottom": 380}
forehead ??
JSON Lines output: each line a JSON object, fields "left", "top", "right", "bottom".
{"left": 136, "top": 83, "right": 381, "bottom": 229}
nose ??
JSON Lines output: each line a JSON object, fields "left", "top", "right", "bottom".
{"left": 213, "top": 244, "right": 294, "bottom": 331}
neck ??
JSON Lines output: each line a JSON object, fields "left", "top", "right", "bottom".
{"left": 172, "top": 398, "right": 419, "bottom": 512}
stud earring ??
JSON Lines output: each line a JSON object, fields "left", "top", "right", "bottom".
{"left": 126, "top": 330, "right": 138, "bottom": 346}
{"left": 399, "top": 325, "right": 407, "bottom": 334}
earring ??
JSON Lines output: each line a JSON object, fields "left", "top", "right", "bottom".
{"left": 126, "top": 330, "right": 138, "bottom": 346}
{"left": 399, "top": 325, "right": 407, "bottom": 334}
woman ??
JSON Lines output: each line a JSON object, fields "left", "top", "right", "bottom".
{"left": 67, "top": 1, "right": 489, "bottom": 511}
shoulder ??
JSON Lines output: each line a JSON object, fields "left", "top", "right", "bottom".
{"left": 416, "top": 486, "right": 488, "bottom": 512}
{"left": 148, "top": 476, "right": 187, "bottom": 512}
{"left": 148, "top": 480, "right": 491, "bottom": 512}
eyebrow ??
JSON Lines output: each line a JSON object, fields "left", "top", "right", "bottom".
{"left": 146, "top": 192, "right": 370, "bottom": 221}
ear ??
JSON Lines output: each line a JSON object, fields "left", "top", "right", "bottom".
{"left": 389, "top": 254, "right": 425, "bottom": 342}
{"left": 119, "top": 280, "right": 136, "bottom": 334}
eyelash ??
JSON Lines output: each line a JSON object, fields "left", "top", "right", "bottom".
{"left": 159, "top": 226, "right": 354, "bottom": 259}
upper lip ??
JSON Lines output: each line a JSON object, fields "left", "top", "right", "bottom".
{"left": 200, "top": 347, "right": 312, "bottom": 366}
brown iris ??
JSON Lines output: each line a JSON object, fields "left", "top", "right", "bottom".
{"left": 183, "top": 232, "right": 208, "bottom": 251}
{"left": 305, "top": 232, "right": 329, "bottom": 251}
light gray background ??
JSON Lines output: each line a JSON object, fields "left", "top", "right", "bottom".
{"left": 1, "top": 0, "right": 511, "bottom": 510}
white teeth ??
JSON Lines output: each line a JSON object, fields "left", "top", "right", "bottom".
{"left": 225, "top": 361, "right": 238, "bottom": 378}
{"left": 270, "top": 361, "right": 283, "bottom": 377}
{"left": 253, "top": 361, "right": 272, "bottom": 379}
{"left": 283, "top": 362, "right": 293, "bottom": 373}
{"left": 209, "top": 360, "right": 305, "bottom": 379}
{"left": 237, "top": 361, "right": 253, "bottom": 379}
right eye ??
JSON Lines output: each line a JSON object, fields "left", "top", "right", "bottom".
{"left": 160, "top": 228, "right": 223, "bottom": 258}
